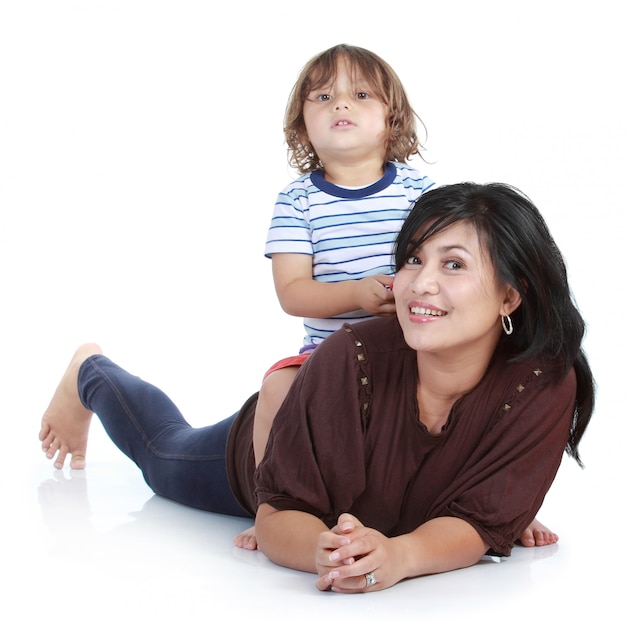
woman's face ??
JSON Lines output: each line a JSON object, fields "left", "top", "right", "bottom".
{"left": 393, "top": 220, "right": 516, "bottom": 358}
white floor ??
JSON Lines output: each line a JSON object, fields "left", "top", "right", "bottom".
{"left": 5, "top": 350, "right": 623, "bottom": 621}
{"left": 2, "top": 2, "right": 625, "bottom": 620}
{"left": 4, "top": 445, "right": 618, "bottom": 622}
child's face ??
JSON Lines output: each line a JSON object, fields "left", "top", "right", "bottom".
{"left": 302, "top": 59, "right": 388, "bottom": 168}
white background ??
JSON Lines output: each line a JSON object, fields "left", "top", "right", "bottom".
{"left": 1, "top": 1, "right": 624, "bottom": 620}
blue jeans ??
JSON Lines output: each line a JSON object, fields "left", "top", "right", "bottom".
{"left": 78, "top": 354, "right": 251, "bottom": 517}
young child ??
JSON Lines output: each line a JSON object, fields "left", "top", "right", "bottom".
{"left": 255, "top": 43, "right": 434, "bottom": 464}
{"left": 235, "top": 44, "right": 558, "bottom": 551}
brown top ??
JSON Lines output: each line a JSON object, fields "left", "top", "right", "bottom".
{"left": 228, "top": 316, "right": 576, "bottom": 556}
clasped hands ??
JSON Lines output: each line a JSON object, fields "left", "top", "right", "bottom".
{"left": 315, "top": 513, "right": 403, "bottom": 593}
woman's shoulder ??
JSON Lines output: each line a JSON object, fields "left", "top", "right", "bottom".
{"left": 489, "top": 350, "right": 576, "bottom": 385}
{"left": 335, "top": 317, "right": 409, "bottom": 355}
{"left": 475, "top": 351, "right": 577, "bottom": 416}
{"left": 307, "top": 317, "right": 408, "bottom": 367}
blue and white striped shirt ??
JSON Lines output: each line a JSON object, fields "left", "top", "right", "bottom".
{"left": 265, "top": 161, "right": 435, "bottom": 347}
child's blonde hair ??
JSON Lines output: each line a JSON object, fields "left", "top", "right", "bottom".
{"left": 284, "top": 44, "right": 426, "bottom": 174}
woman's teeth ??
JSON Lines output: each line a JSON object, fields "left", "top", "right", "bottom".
{"left": 410, "top": 306, "right": 446, "bottom": 316}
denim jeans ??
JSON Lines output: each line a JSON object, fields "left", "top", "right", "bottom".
{"left": 78, "top": 354, "right": 251, "bottom": 517}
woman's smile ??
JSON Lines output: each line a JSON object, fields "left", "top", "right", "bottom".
{"left": 393, "top": 221, "right": 509, "bottom": 355}
{"left": 408, "top": 303, "right": 447, "bottom": 322}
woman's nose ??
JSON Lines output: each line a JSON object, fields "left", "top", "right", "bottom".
{"left": 411, "top": 266, "right": 439, "bottom": 295}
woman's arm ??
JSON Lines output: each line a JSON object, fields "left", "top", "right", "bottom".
{"left": 254, "top": 503, "right": 329, "bottom": 573}
{"left": 318, "top": 514, "right": 489, "bottom": 593}
{"left": 255, "top": 504, "right": 488, "bottom": 592}
{"left": 272, "top": 253, "right": 395, "bottom": 318}
{"left": 392, "top": 516, "right": 488, "bottom": 577}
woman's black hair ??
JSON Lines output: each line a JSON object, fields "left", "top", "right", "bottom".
{"left": 394, "top": 182, "right": 595, "bottom": 466}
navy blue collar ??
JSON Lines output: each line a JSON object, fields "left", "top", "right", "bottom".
{"left": 310, "top": 162, "right": 396, "bottom": 199}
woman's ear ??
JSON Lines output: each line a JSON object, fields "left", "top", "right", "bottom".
{"left": 501, "top": 285, "right": 522, "bottom": 316}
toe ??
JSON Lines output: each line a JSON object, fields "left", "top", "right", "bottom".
{"left": 54, "top": 447, "right": 68, "bottom": 470}
{"left": 41, "top": 430, "right": 54, "bottom": 451}
{"left": 518, "top": 528, "right": 535, "bottom": 547}
{"left": 39, "top": 421, "right": 50, "bottom": 441}
{"left": 70, "top": 454, "right": 86, "bottom": 470}
{"left": 45, "top": 438, "right": 60, "bottom": 459}
{"left": 243, "top": 535, "right": 258, "bottom": 550}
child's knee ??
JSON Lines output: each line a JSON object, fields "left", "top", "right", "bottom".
{"left": 259, "top": 367, "right": 299, "bottom": 408}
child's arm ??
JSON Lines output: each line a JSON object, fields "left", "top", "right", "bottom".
{"left": 272, "top": 253, "right": 395, "bottom": 319}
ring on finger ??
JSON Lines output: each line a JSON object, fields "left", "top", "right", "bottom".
{"left": 365, "top": 571, "right": 377, "bottom": 588}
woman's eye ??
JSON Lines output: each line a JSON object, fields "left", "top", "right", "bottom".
{"left": 445, "top": 260, "right": 464, "bottom": 270}
{"left": 406, "top": 256, "right": 421, "bottom": 266}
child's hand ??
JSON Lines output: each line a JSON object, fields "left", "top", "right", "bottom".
{"left": 356, "top": 276, "right": 395, "bottom": 316}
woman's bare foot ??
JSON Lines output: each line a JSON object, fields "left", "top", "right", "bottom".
{"left": 233, "top": 526, "right": 258, "bottom": 550}
{"left": 39, "top": 343, "right": 103, "bottom": 470}
{"left": 518, "top": 518, "right": 558, "bottom": 547}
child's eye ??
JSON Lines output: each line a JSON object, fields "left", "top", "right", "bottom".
{"left": 308, "top": 91, "right": 332, "bottom": 103}
{"left": 356, "top": 92, "right": 370, "bottom": 100}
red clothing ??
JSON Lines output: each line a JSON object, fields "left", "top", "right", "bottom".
{"left": 229, "top": 316, "right": 576, "bottom": 556}
{"left": 262, "top": 352, "right": 311, "bottom": 380}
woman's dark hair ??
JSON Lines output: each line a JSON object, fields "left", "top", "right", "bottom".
{"left": 394, "top": 182, "right": 594, "bottom": 466}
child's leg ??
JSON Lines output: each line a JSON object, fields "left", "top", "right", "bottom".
{"left": 252, "top": 365, "right": 301, "bottom": 465}
{"left": 235, "top": 365, "right": 301, "bottom": 550}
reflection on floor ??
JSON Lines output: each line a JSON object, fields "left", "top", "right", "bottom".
{"left": 6, "top": 418, "right": 619, "bottom": 622}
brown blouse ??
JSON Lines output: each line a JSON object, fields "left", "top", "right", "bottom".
{"left": 227, "top": 316, "right": 576, "bottom": 556}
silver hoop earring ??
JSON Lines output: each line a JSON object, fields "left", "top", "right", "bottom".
{"left": 501, "top": 314, "right": 513, "bottom": 335}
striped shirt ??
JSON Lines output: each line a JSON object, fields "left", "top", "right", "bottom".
{"left": 265, "top": 161, "right": 435, "bottom": 347}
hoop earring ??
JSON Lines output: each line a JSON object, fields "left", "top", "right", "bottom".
{"left": 501, "top": 314, "right": 513, "bottom": 336}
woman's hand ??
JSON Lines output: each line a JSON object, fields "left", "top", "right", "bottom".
{"left": 314, "top": 513, "right": 406, "bottom": 593}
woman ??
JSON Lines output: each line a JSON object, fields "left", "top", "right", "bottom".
{"left": 40, "top": 182, "right": 594, "bottom": 593}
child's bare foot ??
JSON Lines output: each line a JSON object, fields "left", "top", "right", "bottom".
{"left": 518, "top": 518, "right": 558, "bottom": 547}
{"left": 233, "top": 526, "right": 258, "bottom": 550}
{"left": 39, "top": 343, "right": 102, "bottom": 470}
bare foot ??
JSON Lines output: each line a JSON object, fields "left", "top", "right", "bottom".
{"left": 518, "top": 518, "right": 559, "bottom": 547}
{"left": 39, "top": 343, "right": 102, "bottom": 470}
{"left": 233, "top": 526, "right": 258, "bottom": 550}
